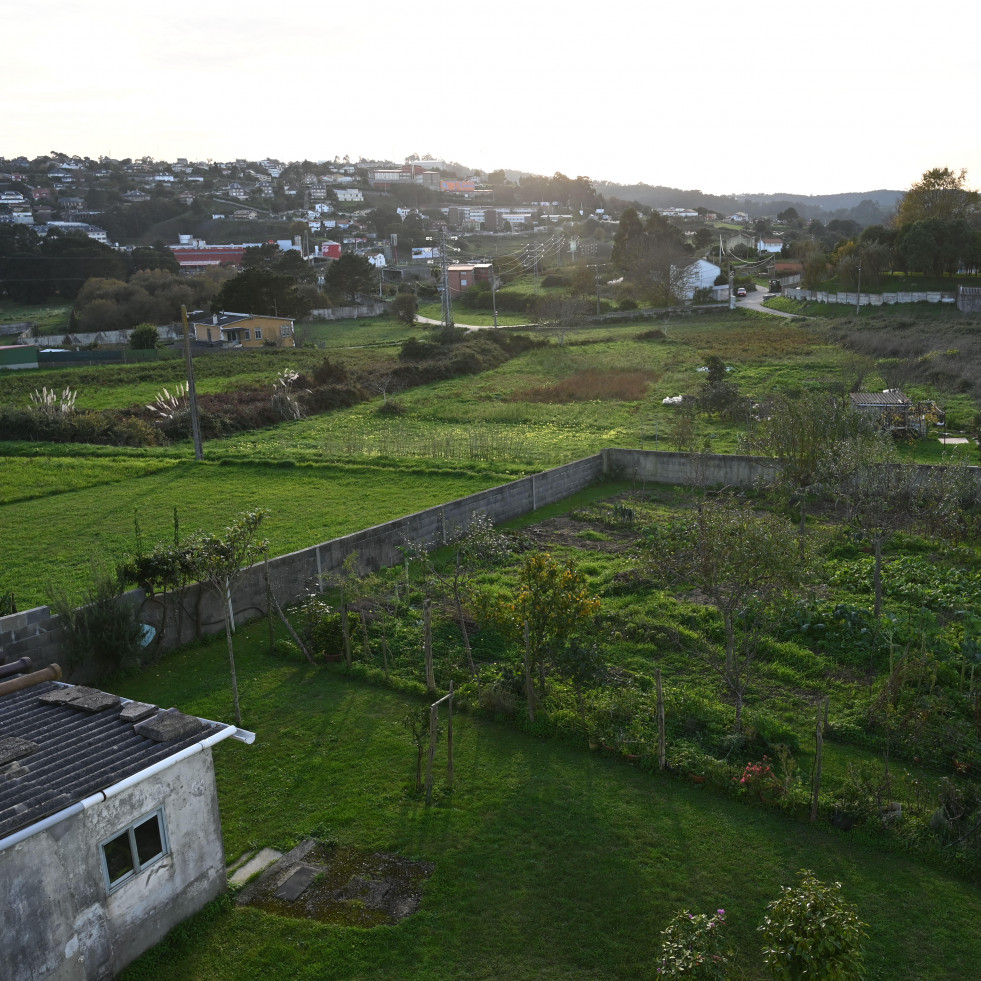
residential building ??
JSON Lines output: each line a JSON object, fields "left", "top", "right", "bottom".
{"left": 187, "top": 311, "right": 296, "bottom": 348}
{"left": 0, "top": 665, "right": 253, "bottom": 981}
{"left": 447, "top": 263, "right": 495, "bottom": 295}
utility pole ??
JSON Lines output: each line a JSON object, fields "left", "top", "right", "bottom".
{"left": 855, "top": 261, "right": 862, "bottom": 315}
{"left": 591, "top": 264, "right": 601, "bottom": 315}
{"left": 180, "top": 305, "right": 204, "bottom": 461}
{"left": 728, "top": 265, "right": 735, "bottom": 311}
{"left": 439, "top": 228, "right": 453, "bottom": 327}
{"left": 490, "top": 261, "right": 499, "bottom": 328}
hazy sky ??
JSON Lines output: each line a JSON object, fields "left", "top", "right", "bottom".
{"left": 6, "top": 0, "right": 980, "bottom": 196}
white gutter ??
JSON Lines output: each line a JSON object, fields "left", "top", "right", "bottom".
{"left": 0, "top": 723, "right": 255, "bottom": 855}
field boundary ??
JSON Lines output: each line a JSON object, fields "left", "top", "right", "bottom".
{"left": 3, "top": 448, "right": 970, "bottom": 676}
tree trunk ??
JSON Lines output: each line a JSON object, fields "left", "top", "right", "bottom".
{"left": 523, "top": 619, "right": 536, "bottom": 722}
{"left": 223, "top": 589, "right": 242, "bottom": 727}
{"left": 811, "top": 701, "right": 824, "bottom": 822}
{"left": 874, "top": 537, "right": 884, "bottom": 618}
{"left": 453, "top": 582, "right": 476, "bottom": 676}
{"left": 341, "top": 602, "right": 352, "bottom": 667}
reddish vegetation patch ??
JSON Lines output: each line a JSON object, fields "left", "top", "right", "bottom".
{"left": 513, "top": 369, "right": 657, "bottom": 403}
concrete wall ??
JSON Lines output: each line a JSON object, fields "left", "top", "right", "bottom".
{"left": 787, "top": 287, "right": 956, "bottom": 307}
{"left": 8, "top": 447, "right": 953, "bottom": 672}
{"left": 1, "top": 750, "right": 225, "bottom": 981}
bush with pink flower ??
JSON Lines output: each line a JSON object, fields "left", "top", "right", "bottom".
{"left": 657, "top": 907, "right": 731, "bottom": 978}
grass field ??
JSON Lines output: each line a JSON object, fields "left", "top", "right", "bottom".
{"left": 3, "top": 310, "right": 977, "bottom": 606}
{"left": 116, "top": 624, "right": 981, "bottom": 981}
{"left": 0, "top": 458, "right": 518, "bottom": 607}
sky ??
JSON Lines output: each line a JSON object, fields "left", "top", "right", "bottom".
{"left": 6, "top": 0, "right": 981, "bottom": 197}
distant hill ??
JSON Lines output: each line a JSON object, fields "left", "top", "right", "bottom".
{"left": 594, "top": 182, "right": 903, "bottom": 222}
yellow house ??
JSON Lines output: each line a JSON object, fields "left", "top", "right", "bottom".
{"left": 188, "top": 311, "right": 295, "bottom": 348}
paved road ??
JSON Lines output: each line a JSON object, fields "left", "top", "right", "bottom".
{"left": 415, "top": 291, "right": 803, "bottom": 330}
{"left": 736, "top": 289, "right": 803, "bottom": 319}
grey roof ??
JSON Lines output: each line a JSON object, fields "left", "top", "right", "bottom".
{"left": 850, "top": 390, "right": 912, "bottom": 408}
{"left": 0, "top": 681, "right": 231, "bottom": 841}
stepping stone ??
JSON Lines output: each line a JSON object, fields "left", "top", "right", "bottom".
{"left": 275, "top": 864, "right": 319, "bottom": 901}
{"left": 229, "top": 847, "right": 283, "bottom": 885}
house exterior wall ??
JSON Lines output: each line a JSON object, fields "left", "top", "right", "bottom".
{"left": 0, "top": 751, "right": 225, "bottom": 981}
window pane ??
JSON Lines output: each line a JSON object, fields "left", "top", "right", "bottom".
{"left": 134, "top": 815, "right": 163, "bottom": 865}
{"left": 103, "top": 832, "right": 134, "bottom": 883}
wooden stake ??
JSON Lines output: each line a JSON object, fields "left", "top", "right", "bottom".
{"left": 425, "top": 704, "right": 438, "bottom": 805}
{"left": 656, "top": 667, "right": 666, "bottom": 771}
{"left": 811, "top": 700, "right": 824, "bottom": 823}
{"left": 424, "top": 597, "right": 435, "bottom": 692}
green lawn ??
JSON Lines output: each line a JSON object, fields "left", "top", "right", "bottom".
{"left": 117, "top": 624, "right": 981, "bottom": 980}
{"left": 0, "top": 458, "right": 516, "bottom": 607}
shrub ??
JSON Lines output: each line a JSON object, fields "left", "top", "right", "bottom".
{"left": 55, "top": 568, "right": 145, "bottom": 680}
{"left": 657, "top": 908, "right": 731, "bottom": 978}
{"left": 758, "top": 870, "right": 868, "bottom": 981}
{"left": 618, "top": 298, "right": 638, "bottom": 311}
{"left": 298, "top": 596, "right": 345, "bottom": 660}
{"left": 129, "top": 323, "right": 160, "bottom": 350}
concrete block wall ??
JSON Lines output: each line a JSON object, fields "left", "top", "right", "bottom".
{"left": 1, "top": 454, "right": 606, "bottom": 672}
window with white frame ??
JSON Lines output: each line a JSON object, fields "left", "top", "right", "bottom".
{"left": 253, "top": 328, "right": 262, "bottom": 340}
{"left": 100, "top": 809, "right": 168, "bottom": 891}
{"left": 280, "top": 324, "right": 292, "bottom": 337}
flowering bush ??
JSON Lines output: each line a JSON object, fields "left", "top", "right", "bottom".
{"left": 657, "top": 908, "right": 731, "bottom": 978}
{"left": 735, "top": 756, "right": 784, "bottom": 801}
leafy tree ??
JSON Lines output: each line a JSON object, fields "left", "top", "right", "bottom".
{"left": 759, "top": 870, "right": 868, "bottom": 981}
{"left": 324, "top": 252, "right": 376, "bottom": 303}
{"left": 129, "top": 323, "right": 160, "bottom": 349}
{"left": 390, "top": 291, "right": 418, "bottom": 325}
{"left": 747, "top": 392, "right": 867, "bottom": 549}
{"left": 612, "top": 209, "right": 691, "bottom": 305}
{"left": 188, "top": 510, "right": 269, "bottom": 726}
{"left": 777, "top": 207, "right": 799, "bottom": 223}
{"left": 490, "top": 552, "right": 600, "bottom": 720}
{"left": 646, "top": 499, "right": 803, "bottom": 729}
{"left": 895, "top": 166, "right": 979, "bottom": 227}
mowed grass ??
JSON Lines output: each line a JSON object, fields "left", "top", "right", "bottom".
{"left": 118, "top": 623, "right": 981, "bottom": 981}
{"left": 0, "top": 459, "right": 514, "bottom": 606}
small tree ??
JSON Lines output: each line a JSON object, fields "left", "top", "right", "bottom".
{"left": 647, "top": 499, "right": 804, "bottom": 729}
{"left": 491, "top": 552, "right": 600, "bottom": 720}
{"left": 400, "top": 705, "right": 439, "bottom": 793}
{"left": 759, "top": 870, "right": 868, "bottom": 981}
{"left": 129, "top": 322, "right": 160, "bottom": 350}
{"left": 391, "top": 291, "right": 418, "bottom": 325}
{"left": 747, "top": 392, "right": 867, "bottom": 553}
{"left": 189, "top": 510, "right": 269, "bottom": 726}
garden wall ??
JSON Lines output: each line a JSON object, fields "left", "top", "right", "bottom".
{"left": 6, "top": 449, "right": 966, "bottom": 675}
{"left": 787, "top": 288, "right": 956, "bottom": 307}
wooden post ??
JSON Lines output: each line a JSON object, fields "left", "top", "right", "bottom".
{"left": 447, "top": 680, "right": 454, "bottom": 791}
{"left": 425, "top": 704, "right": 438, "bottom": 805}
{"left": 656, "top": 667, "right": 666, "bottom": 771}
{"left": 424, "top": 597, "right": 435, "bottom": 692}
{"left": 823, "top": 695, "right": 830, "bottom": 737}
{"left": 811, "top": 700, "right": 824, "bottom": 823}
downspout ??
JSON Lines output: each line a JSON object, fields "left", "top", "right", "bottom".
{"left": 0, "top": 723, "right": 255, "bottom": 855}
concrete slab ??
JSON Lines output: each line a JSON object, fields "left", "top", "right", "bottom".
{"left": 229, "top": 847, "right": 283, "bottom": 886}
{"left": 275, "top": 864, "right": 318, "bottom": 901}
